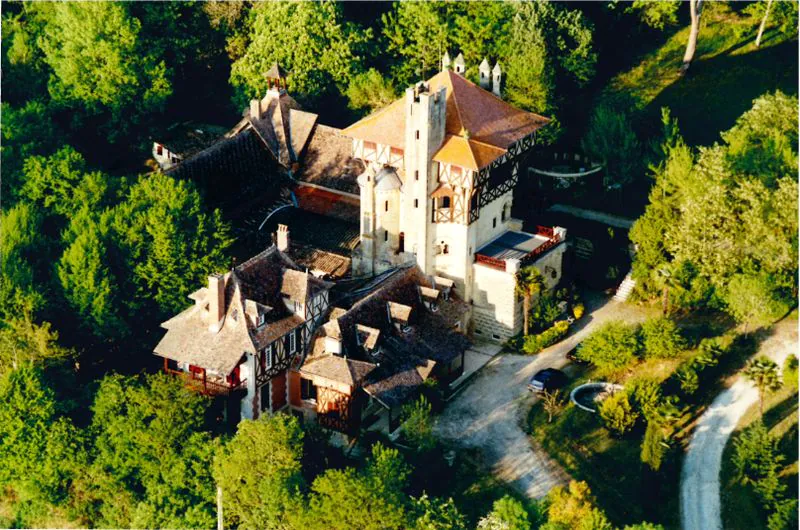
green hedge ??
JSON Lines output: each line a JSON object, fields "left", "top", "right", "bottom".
{"left": 522, "top": 320, "right": 570, "bottom": 354}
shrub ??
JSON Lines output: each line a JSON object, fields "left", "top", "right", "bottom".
{"left": 477, "top": 495, "right": 531, "bottom": 530}
{"left": 529, "top": 293, "right": 562, "bottom": 333}
{"left": 598, "top": 391, "right": 639, "bottom": 437}
{"left": 522, "top": 321, "right": 570, "bottom": 354}
{"left": 782, "top": 354, "right": 798, "bottom": 391}
{"left": 401, "top": 396, "right": 435, "bottom": 452}
{"left": 546, "top": 481, "right": 613, "bottom": 530}
{"left": 641, "top": 420, "right": 667, "bottom": 471}
{"left": 733, "top": 422, "right": 786, "bottom": 506}
{"left": 577, "top": 321, "right": 640, "bottom": 375}
{"left": 626, "top": 377, "right": 662, "bottom": 420}
{"left": 641, "top": 317, "right": 685, "bottom": 359}
{"left": 572, "top": 303, "right": 585, "bottom": 320}
{"left": 676, "top": 363, "right": 700, "bottom": 396}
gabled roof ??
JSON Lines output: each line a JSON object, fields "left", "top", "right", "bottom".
{"left": 342, "top": 70, "right": 549, "bottom": 170}
{"left": 300, "top": 355, "right": 375, "bottom": 387}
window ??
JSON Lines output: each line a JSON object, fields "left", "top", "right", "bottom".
{"left": 156, "top": 144, "right": 163, "bottom": 156}
{"left": 501, "top": 209, "right": 507, "bottom": 222}
{"left": 262, "top": 346, "right": 273, "bottom": 369}
{"left": 385, "top": 201, "right": 389, "bottom": 212}
{"left": 289, "top": 331, "right": 297, "bottom": 353}
{"left": 260, "top": 383, "right": 270, "bottom": 411}
{"left": 415, "top": 170, "right": 419, "bottom": 181}
{"left": 301, "top": 378, "right": 317, "bottom": 401}
{"left": 493, "top": 217, "right": 497, "bottom": 228}
{"left": 258, "top": 313, "right": 266, "bottom": 327}
{"left": 384, "top": 230, "right": 388, "bottom": 242}
{"left": 415, "top": 130, "right": 420, "bottom": 140}
{"left": 441, "top": 196, "right": 451, "bottom": 209}
{"left": 414, "top": 199, "right": 419, "bottom": 208}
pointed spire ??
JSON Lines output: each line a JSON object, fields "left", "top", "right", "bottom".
{"left": 479, "top": 58, "right": 491, "bottom": 89}
{"left": 453, "top": 52, "right": 465, "bottom": 75}
{"left": 492, "top": 62, "right": 502, "bottom": 75}
{"left": 492, "top": 62, "right": 502, "bottom": 97}
{"left": 441, "top": 51, "right": 451, "bottom": 72}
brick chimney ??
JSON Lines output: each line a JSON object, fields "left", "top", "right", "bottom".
{"left": 208, "top": 274, "right": 225, "bottom": 333}
{"left": 276, "top": 224, "right": 290, "bottom": 251}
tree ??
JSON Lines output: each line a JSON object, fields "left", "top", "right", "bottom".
{"left": 540, "top": 390, "right": 565, "bottom": 424}
{"left": 214, "top": 414, "right": 304, "bottom": 529}
{"left": 402, "top": 395, "right": 436, "bottom": 452}
{"left": 681, "top": 0, "right": 704, "bottom": 74}
{"left": 409, "top": 494, "right": 467, "bottom": 530}
{"left": 86, "top": 373, "right": 216, "bottom": 529}
{"left": 640, "top": 317, "right": 685, "bottom": 359}
{"left": 110, "top": 172, "right": 233, "bottom": 319}
{"left": 627, "top": 1, "right": 681, "bottom": 30}
{"left": 746, "top": 0, "right": 798, "bottom": 47}
{"left": 545, "top": 481, "right": 613, "bottom": 530}
{"left": 346, "top": 68, "right": 397, "bottom": 114}
{"left": 598, "top": 391, "right": 639, "bottom": 437}
{"left": 301, "top": 443, "right": 409, "bottom": 530}
{"left": 229, "top": 1, "right": 367, "bottom": 106}
{"left": 477, "top": 495, "right": 531, "bottom": 530}
{"left": 733, "top": 422, "right": 785, "bottom": 506}
{"left": 21, "top": 146, "right": 93, "bottom": 217}
{"left": 723, "top": 274, "right": 790, "bottom": 336}
{"left": 743, "top": 356, "right": 783, "bottom": 416}
{"left": 0, "top": 203, "right": 47, "bottom": 319}
{"left": 582, "top": 104, "right": 641, "bottom": 189}
{"left": 37, "top": 2, "right": 171, "bottom": 139}
{"left": 755, "top": 0, "right": 775, "bottom": 47}
{"left": 782, "top": 354, "right": 798, "bottom": 391}
{"left": 577, "top": 321, "right": 641, "bottom": 376}
{"left": 0, "top": 366, "right": 85, "bottom": 525}
{"left": 502, "top": 6, "right": 553, "bottom": 118}
{"left": 0, "top": 314, "right": 73, "bottom": 375}
{"left": 516, "top": 267, "right": 545, "bottom": 336}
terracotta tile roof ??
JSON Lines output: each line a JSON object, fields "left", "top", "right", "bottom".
{"left": 300, "top": 354, "right": 376, "bottom": 387}
{"left": 288, "top": 243, "right": 351, "bottom": 280}
{"left": 243, "top": 91, "right": 318, "bottom": 168}
{"left": 342, "top": 70, "right": 549, "bottom": 169}
{"left": 295, "top": 124, "right": 364, "bottom": 195}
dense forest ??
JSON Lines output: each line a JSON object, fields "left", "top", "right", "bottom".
{"left": 1, "top": 1, "right": 797, "bottom": 528}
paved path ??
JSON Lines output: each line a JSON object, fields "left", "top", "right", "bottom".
{"left": 681, "top": 316, "right": 798, "bottom": 530}
{"left": 547, "top": 204, "right": 635, "bottom": 229}
{"left": 434, "top": 293, "right": 651, "bottom": 498}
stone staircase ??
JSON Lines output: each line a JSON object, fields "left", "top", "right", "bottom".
{"left": 574, "top": 237, "right": 594, "bottom": 260}
{"left": 613, "top": 271, "right": 636, "bottom": 302}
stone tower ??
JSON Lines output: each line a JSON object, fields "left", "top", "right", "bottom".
{"left": 453, "top": 53, "right": 466, "bottom": 75}
{"left": 492, "top": 62, "right": 502, "bottom": 97}
{"left": 479, "top": 58, "right": 491, "bottom": 90}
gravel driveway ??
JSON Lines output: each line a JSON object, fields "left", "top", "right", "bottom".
{"left": 680, "top": 315, "right": 798, "bottom": 530}
{"left": 434, "top": 293, "right": 651, "bottom": 498}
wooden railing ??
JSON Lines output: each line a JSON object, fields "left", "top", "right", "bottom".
{"left": 164, "top": 368, "right": 246, "bottom": 397}
{"left": 474, "top": 253, "right": 506, "bottom": 270}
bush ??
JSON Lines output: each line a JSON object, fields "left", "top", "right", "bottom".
{"left": 782, "top": 354, "right": 798, "bottom": 391}
{"left": 733, "top": 422, "right": 786, "bottom": 506}
{"left": 641, "top": 420, "right": 667, "bottom": 471}
{"left": 626, "top": 377, "right": 662, "bottom": 420}
{"left": 522, "top": 321, "right": 570, "bottom": 354}
{"left": 641, "top": 317, "right": 685, "bottom": 359}
{"left": 477, "top": 495, "right": 531, "bottom": 530}
{"left": 598, "top": 391, "right": 639, "bottom": 437}
{"left": 577, "top": 321, "right": 640, "bottom": 376}
{"left": 529, "top": 293, "right": 562, "bottom": 333}
{"left": 675, "top": 363, "right": 700, "bottom": 396}
{"left": 401, "top": 396, "right": 435, "bottom": 452}
{"left": 572, "top": 303, "right": 585, "bottom": 320}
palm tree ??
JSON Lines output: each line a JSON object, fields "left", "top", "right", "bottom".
{"left": 743, "top": 356, "right": 783, "bottom": 416}
{"left": 515, "top": 266, "right": 545, "bottom": 336}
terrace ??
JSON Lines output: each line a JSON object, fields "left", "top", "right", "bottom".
{"left": 163, "top": 362, "right": 247, "bottom": 397}
{"left": 474, "top": 226, "right": 565, "bottom": 272}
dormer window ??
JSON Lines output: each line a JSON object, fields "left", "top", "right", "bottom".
{"left": 258, "top": 313, "right": 266, "bottom": 327}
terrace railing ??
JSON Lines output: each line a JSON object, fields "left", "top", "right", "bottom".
{"left": 474, "top": 226, "right": 563, "bottom": 272}
{"left": 164, "top": 367, "right": 246, "bottom": 397}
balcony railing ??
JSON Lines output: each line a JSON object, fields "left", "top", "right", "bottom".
{"left": 474, "top": 226, "right": 563, "bottom": 271}
{"left": 164, "top": 368, "right": 246, "bottom": 397}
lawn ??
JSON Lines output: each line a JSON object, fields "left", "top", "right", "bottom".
{"left": 526, "top": 313, "right": 764, "bottom": 529}
{"left": 603, "top": 3, "right": 798, "bottom": 147}
{"left": 720, "top": 383, "right": 799, "bottom": 530}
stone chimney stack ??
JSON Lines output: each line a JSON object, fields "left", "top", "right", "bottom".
{"left": 479, "top": 58, "right": 491, "bottom": 89}
{"left": 249, "top": 98, "right": 261, "bottom": 120}
{"left": 492, "top": 62, "right": 502, "bottom": 97}
{"left": 208, "top": 274, "right": 225, "bottom": 333}
{"left": 441, "top": 51, "right": 451, "bottom": 72}
{"left": 453, "top": 53, "right": 466, "bottom": 75}
{"left": 276, "top": 224, "right": 290, "bottom": 251}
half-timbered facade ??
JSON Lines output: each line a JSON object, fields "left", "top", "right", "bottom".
{"left": 342, "top": 57, "right": 566, "bottom": 341}
{"left": 153, "top": 245, "right": 332, "bottom": 423}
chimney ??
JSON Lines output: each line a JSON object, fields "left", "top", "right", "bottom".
{"left": 249, "top": 98, "right": 261, "bottom": 120}
{"left": 479, "top": 58, "right": 491, "bottom": 89}
{"left": 492, "top": 62, "right": 502, "bottom": 97}
{"left": 208, "top": 274, "right": 225, "bottom": 333}
{"left": 453, "top": 53, "right": 466, "bottom": 75}
{"left": 441, "top": 51, "right": 451, "bottom": 72}
{"left": 276, "top": 224, "right": 290, "bottom": 251}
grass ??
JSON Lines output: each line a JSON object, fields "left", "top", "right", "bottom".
{"left": 603, "top": 3, "right": 798, "bottom": 147}
{"left": 720, "top": 383, "right": 799, "bottom": 530}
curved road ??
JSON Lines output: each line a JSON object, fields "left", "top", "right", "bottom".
{"left": 681, "top": 316, "right": 798, "bottom": 530}
{"left": 434, "top": 294, "right": 651, "bottom": 498}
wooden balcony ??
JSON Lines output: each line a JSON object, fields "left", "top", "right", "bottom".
{"left": 164, "top": 368, "right": 246, "bottom": 397}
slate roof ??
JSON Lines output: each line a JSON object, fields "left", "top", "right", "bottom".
{"left": 295, "top": 124, "right": 364, "bottom": 195}
{"left": 300, "top": 355, "right": 375, "bottom": 387}
{"left": 153, "top": 246, "right": 326, "bottom": 375}
{"left": 342, "top": 70, "right": 549, "bottom": 170}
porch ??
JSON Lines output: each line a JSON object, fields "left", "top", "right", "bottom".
{"left": 163, "top": 362, "right": 246, "bottom": 397}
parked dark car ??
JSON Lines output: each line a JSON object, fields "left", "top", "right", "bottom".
{"left": 528, "top": 368, "right": 568, "bottom": 393}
